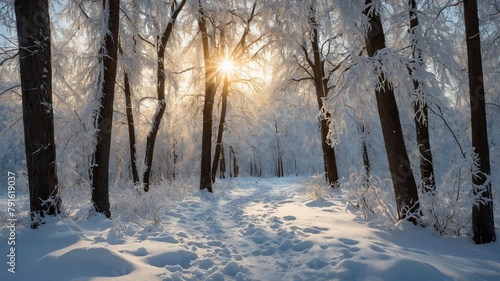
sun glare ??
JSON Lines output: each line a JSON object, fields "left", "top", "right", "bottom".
{"left": 219, "top": 59, "right": 235, "bottom": 75}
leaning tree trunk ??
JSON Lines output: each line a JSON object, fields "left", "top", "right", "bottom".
{"left": 90, "top": 0, "right": 120, "bottom": 218}
{"left": 143, "top": 0, "right": 186, "bottom": 192}
{"left": 142, "top": 40, "right": 168, "bottom": 192}
{"left": 409, "top": 0, "right": 436, "bottom": 193}
{"left": 463, "top": 0, "right": 496, "bottom": 244}
{"left": 211, "top": 74, "right": 229, "bottom": 183}
{"left": 118, "top": 41, "right": 140, "bottom": 184}
{"left": 363, "top": 0, "right": 420, "bottom": 222}
{"left": 15, "top": 0, "right": 61, "bottom": 227}
{"left": 123, "top": 69, "right": 139, "bottom": 184}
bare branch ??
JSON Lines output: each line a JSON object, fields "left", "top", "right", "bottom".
{"left": 137, "top": 34, "right": 156, "bottom": 48}
{"left": 291, "top": 77, "right": 314, "bottom": 82}
{"left": 300, "top": 43, "right": 314, "bottom": 68}
{"left": 294, "top": 54, "right": 314, "bottom": 79}
{"left": 173, "top": 67, "right": 196, "bottom": 75}
{"left": 0, "top": 84, "right": 20, "bottom": 96}
{"left": 0, "top": 51, "right": 18, "bottom": 66}
{"left": 436, "top": 1, "right": 463, "bottom": 19}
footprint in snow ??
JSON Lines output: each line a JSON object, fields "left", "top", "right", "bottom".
{"left": 338, "top": 237, "right": 360, "bottom": 246}
{"left": 146, "top": 249, "right": 197, "bottom": 269}
{"left": 120, "top": 247, "right": 148, "bottom": 257}
{"left": 303, "top": 226, "right": 329, "bottom": 234}
{"left": 292, "top": 240, "right": 314, "bottom": 252}
{"left": 369, "top": 244, "right": 386, "bottom": 253}
{"left": 307, "top": 257, "right": 329, "bottom": 269}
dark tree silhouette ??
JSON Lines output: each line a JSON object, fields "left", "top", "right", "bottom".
{"left": 90, "top": 0, "right": 120, "bottom": 218}
{"left": 15, "top": 0, "right": 61, "bottom": 227}
{"left": 463, "top": 0, "right": 496, "bottom": 244}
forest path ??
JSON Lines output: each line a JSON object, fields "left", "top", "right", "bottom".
{"left": 144, "top": 177, "right": 388, "bottom": 280}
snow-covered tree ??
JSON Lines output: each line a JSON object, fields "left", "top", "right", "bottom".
{"left": 90, "top": 0, "right": 120, "bottom": 218}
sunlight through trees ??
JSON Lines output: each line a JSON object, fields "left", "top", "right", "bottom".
{"left": 1, "top": 0, "right": 498, "bottom": 244}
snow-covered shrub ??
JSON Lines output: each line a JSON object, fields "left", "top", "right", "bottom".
{"left": 351, "top": 169, "right": 397, "bottom": 223}
{"left": 304, "top": 173, "right": 335, "bottom": 201}
{"left": 419, "top": 152, "right": 489, "bottom": 237}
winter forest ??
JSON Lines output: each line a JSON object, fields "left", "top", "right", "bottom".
{"left": 1, "top": 0, "right": 500, "bottom": 280}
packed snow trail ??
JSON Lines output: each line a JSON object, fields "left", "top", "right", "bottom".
{"left": 1, "top": 177, "right": 500, "bottom": 280}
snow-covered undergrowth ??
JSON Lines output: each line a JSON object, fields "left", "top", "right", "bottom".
{"left": 1, "top": 176, "right": 499, "bottom": 281}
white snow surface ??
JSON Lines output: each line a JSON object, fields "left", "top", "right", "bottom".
{"left": 1, "top": 177, "right": 500, "bottom": 281}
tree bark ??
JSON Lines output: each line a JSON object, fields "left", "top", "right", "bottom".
{"left": 198, "top": 1, "right": 216, "bottom": 192}
{"left": 409, "top": 0, "right": 436, "bottom": 193}
{"left": 363, "top": 0, "right": 420, "bottom": 222}
{"left": 361, "top": 122, "right": 371, "bottom": 182}
{"left": 463, "top": 0, "right": 496, "bottom": 244}
{"left": 211, "top": 74, "right": 229, "bottom": 183}
{"left": 123, "top": 69, "right": 139, "bottom": 184}
{"left": 143, "top": 0, "right": 186, "bottom": 192}
{"left": 306, "top": 6, "right": 339, "bottom": 187}
{"left": 219, "top": 145, "right": 226, "bottom": 179}
{"left": 274, "top": 119, "right": 284, "bottom": 177}
{"left": 118, "top": 41, "right": 140, "bottom": 184}
{"left": 230, "top": 146, "right": 239, "bottom": 177}
{"left": 15, "top": 0, "right": 61, "bottom": 227}
{"left": 90, "top": 0, "right": 120, "bottom": 218}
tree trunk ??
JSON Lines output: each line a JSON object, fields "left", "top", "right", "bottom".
{"left": 274, "top": 119, "right": 283, "bottom": 177}
{"left": 143, "top": 0, "right": 186, "bottom": 192}
{"left": 90, "top": 0, "right": 120, "bottom": 218}
{"left": 198, "top": 2, "right": 216, "bottom": 192}
{"left": 219, "top": 145, "right": 226, "bottom": 179}
{"left": 230, "top": 146, "right": 239, "bottom": 177}
{"left": 463, "top": 0, "right": 496, "bottom": 244}
{"left": 361, "top": 122, "right": 371, "bottom": 182}
{"left": 277, "top": 154, "right": 284, "bottom": 177}
{"left": 123, "top": 70, "right": 139, "bottom": 184}
{"left": 119, "top": 40, "right": 140, "bottom": 185}
{"left": 409, "top": 0, "right": 436, "bottom": 193}
{"left": 172, "top": 139, "right": 178, "bottom": 179}
{"left": 211, "top": 74, "right": 229, "bottom": 183}
{"left": 15, "top": 0, "right": 61, "bottom": 227}
{"left": 307, "top": 6, "right": 339, "bottom": 187}
{"left": 363, "top": 0, "right": 420, "bottom": 222}
{"left": 142, "top": 43, "right": 167, "bottom": 191}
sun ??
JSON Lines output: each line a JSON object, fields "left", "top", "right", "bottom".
{"left": 219, "top": 58, "right": 235, "bottom": 75}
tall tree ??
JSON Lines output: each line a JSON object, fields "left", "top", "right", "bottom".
{"left": 90, "top": 0, "right": 120, "bottom": 218}
{"left": 15, "top": 0, "right": 61, "bottom": 227}
{"left": 409, "top": 0, "right": 435, "bottom": 193}
{"left": 118, "top": 0, "right": 140, "bottom": 184}
{"left": 211, "top": 72, "right": 229, "bottom": 183}
{"left": 463, "top": 0, "right": 496, "bottom": 244}
{"left": 363, "top": 0, "right": 420, "bottom": 222}
{"left": 197, "top": 0, "right": 217, "bottom": 192}
{"left": 143, "top": 0, "right": 186, "bottom": 192}
{"left": 302, "top": 3, "right": 339, "bottom": 186}
{"left": 119, "top": 41, "right": 139, "bottom": 184}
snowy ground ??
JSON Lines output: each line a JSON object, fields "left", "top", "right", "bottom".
{"left": 1, "top": 177, "right": 500, "bottom": 281}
